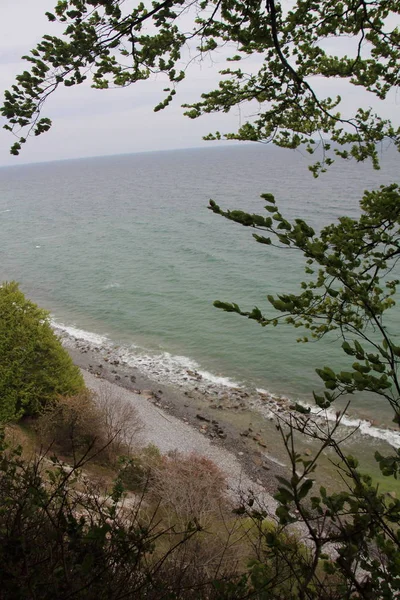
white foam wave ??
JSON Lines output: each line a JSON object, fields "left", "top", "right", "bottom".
{"left": 298, "top": 400, "right": 400, "bottom": 449}
{"left": 197, "top": 370, "right": 241, "bottom": 388}
{"left": 103, "top": 282, "right": 121, "bottom": 290}
{"left": 52, "top": 319, "right": 400, "bottom": 448}
{"left": 118, "top": 347, "right": 241, "bottom": 388}
{"left": 0, "top": 209, "right": 10, "bottom": 213}
{"left": 257, "top": 387, "right": 289, "bottom": 401}
{"left": 52, "top": 320, "right": 109, "bottom": 346}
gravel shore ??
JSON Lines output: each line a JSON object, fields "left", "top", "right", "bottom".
{"left": 59, "top": 326, "right": 291, "bottom": 496}
{"left": 83, "top": 370, "right": 278, "bottom": 512}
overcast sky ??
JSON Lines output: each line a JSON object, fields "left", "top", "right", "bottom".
{"left": 0, "top": 0, "right": 399, "bottom": 166}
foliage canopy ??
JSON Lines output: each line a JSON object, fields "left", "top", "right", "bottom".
{"left": 0, "top": 282, "right": 84, "bottom": 421}
{"left": 1, "top": 0, "right": 399, "bottom": 174}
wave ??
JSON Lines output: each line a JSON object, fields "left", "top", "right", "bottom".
{"left": 52, "top": 320, "right": 109, "bottom": 346}
{"left": 103, "top": 282, "right": 122, "bottom": 290}
{"left": 254, "top": 392, "right": 400, "bottom": 449}
{"left": 119, "top": 349, "right": 242, "bottom": 389}
{"left": 312, "top": 403, "right": 400, "bottom": 449}
{"left": 52, "top": 320, "right": 400, "bottom": 449}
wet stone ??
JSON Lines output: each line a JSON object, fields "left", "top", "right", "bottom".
{"left": 196, "top": 414, "right": 211, "bottom": 423}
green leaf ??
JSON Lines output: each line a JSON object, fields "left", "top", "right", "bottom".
{"left": 298, "top": 478, "right": 314, "bottom": 500}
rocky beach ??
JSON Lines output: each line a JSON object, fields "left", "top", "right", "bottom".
{"left": 58, "top": 325, "right": 292, "bottom": 496}
{"left": 56, "top": 322, "right": 400, "bottom": 497}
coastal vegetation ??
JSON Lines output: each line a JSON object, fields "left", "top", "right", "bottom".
{"left": 1, "top": 0, "right": 400, "bottom": 598}
{"left": 0, "top": 282, "right": 84, "bottom": 421}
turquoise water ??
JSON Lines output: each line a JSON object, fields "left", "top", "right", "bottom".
{"left": 0, "top": 143, "right": 398, "bottom": 430}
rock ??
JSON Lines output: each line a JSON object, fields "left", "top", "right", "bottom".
{"left": 196, "top": 414, "right": 211, "bottom": 423}
{"left": 187, "top": 369, "right": 202, "bottom": 380}
{"left": 304, "top": 448, "right": 312, "bottom": 456}
{"left": 238, "top": 452, "right": 244, "bottom": 456}
{"left": 262, "top": 464, "right": 270, "bottom": 471}
{"left": 256, "top": 479, "right": 263, "bottom": 486}
{"left": 240, "top": 431, "right": 249, "bottom": 437}
{"left": 115, "top": 375, "right": 121, "bottom": 381}
{"left": 258, "top": 441, "right": 267, "bottom": 448}
{"left": 218, "top": 433, "right": 227, "bottom": 439}
{"left": 130, "top": 375, "right": 136, "bottom": 383}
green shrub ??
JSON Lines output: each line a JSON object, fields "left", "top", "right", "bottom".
{"left": 37, "top": 390, "right": 105, "bottom": 459}
{"left": 0, "top": 282, "right": 84, "bottom": 421}
{"left": 118, "top": 444, "right": 162, "bottom": 492}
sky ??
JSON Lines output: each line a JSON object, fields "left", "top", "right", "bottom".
{"left": 0, "top": 0, "right": 399, "bottom": 166}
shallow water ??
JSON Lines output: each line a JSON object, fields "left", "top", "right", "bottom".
{"left": 0, "top": 143, "right": 399, "bottom": 441}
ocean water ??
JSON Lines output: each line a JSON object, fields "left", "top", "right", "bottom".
{"left": 0, "top": 143, "right": 399, "bottom": 437}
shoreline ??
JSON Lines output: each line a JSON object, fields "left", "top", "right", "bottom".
{"left": 61, "top": 331, "right": 290, "bottom": 495}
{"left": 54, "top": 323, "right": 400, "bottom": 451}
{"left": 57, "top": 324, "right": 400, "bottom": 497}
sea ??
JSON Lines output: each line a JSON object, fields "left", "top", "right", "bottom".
{"left": 1, "top": 142, "right": 399, "bottom": 454}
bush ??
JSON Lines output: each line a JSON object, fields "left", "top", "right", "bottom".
{"left": 0, "top": 282, "right": 84, "bottom": 421}
{"left": 0, "top": 435, "right": 194, "bottom": 599}
{"left": 151, "top": 452, "right": 228, "bottom": 527}
{"left": 93, "top": 382, "right": 142, "bottom": 463}
{"left": 37, "top": 390, "right": 106, "bottom": 461}
{"left": 0, "top": 436, "right": 244, "bottom": 599}
{"left": 118, "top": 444, "right": 162, "bottom": 492}
{"left": 146, "top": 452, "right": 247, "bottom": 594}
{"left": 38, "top": 385, "right": 142, "bottom": 465}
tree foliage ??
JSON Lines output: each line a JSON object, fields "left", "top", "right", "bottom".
{"left": 0, "top": 282, "right": 84, "bottom": 421}
{"left": 1, "top": 0, "right": 399, "bottom": 172}
{"left": 210, "top": 183, "right": 400, "bottom": 420}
